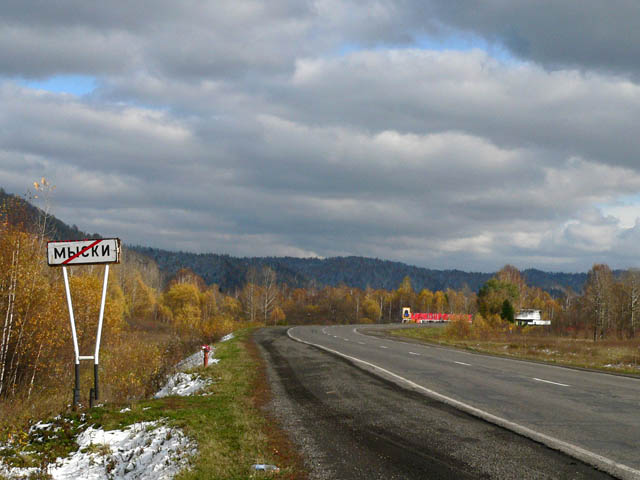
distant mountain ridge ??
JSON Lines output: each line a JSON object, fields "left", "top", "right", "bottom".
{"left": 131, "top": 246, "right": 587, "bottom": 295}
{"left": 1, "top": 187, "right": 588, "bottom": 295}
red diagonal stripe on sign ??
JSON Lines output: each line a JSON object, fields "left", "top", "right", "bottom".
{"left": 62, "top": 239, "right": 103, "bottom": 265}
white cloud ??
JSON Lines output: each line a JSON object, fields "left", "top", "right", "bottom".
{"left": 3, "top": 2, "right": 640, "bottom": 272}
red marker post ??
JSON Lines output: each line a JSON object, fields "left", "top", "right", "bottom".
{"left": 202, "top": 345, "right": 211, "bottom": 367}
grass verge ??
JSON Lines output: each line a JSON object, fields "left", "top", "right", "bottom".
{"left": 389, "top": 326, "right": 640, "bottom": 375}
{"left": 0, "top": 328, "right": 307, "bottom": 480}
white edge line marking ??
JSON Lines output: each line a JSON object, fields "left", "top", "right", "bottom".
{"left": 455, "top": 361, "right": 471, "bottom": 366}
{"left": 353, "top": 326, "right": 640, "bottom": 383}
{"left": 287, "top": 327, "right": 640, "bottom": 480}
{"left": 533, "top": 377, "right": 570, "bottom": 387}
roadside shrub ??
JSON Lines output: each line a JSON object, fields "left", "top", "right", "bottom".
{"left": 102, "top": 339, "right": 165, "bottom": 401}
{"left": 201, "top": 315, "right": 237, "bottom": 342}
{"left": 471, "top": 313, "right": 507, "bottom": 339}
{"left": 471, "top": 314, "right": 492, "bottom": 339}
{"left": 445, "top": 315, "right": 472, "bottom": 339}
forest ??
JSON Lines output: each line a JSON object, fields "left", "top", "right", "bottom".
{"left": 0, "top": 191, "right": 242, "bottom": 430}
{"left": 244, "top": 262, "right": 640, "bottom": 342}
{"left": 1, "top": 185, "right": 639, "bottom": 432}
{"left": 133, "top": 245, "right": 589, "bottom": 295}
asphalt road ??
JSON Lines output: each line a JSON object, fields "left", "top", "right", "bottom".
{"left": 254, "top": 327, "right": 617, "bottom": 479}
{"left": 284, "top": 324, "right": 640, "bottom": 480}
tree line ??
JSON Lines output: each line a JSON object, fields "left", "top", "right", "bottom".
{"left": 0, "top": 192, "right": 242, "bottom": 418}
{"left": 235, "top": 263, "right": 640, "bottom": 342}
{"left": 3, "top": 182, "right": 638, "bottom": 419}
{"left": 133, "top": 246, "right": 590, "bottom": 295}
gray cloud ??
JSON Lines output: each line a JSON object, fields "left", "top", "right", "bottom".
{"left": 3, "top": 1, "right": 640, "bottom": 272}
{"left": 282, "top": 51, "right": 640, "bottom": 170}
{"left": 4, "top": 1, "right": 640, "bottom": 80}
{"left": 418, "top": 0, "right": 640, "bottom": 76}
{"left": 0, "top": 0, "right": 320, "bottom": 79}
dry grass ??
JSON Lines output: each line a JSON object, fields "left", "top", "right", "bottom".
{"left": 1, "top": 328, "right": 305, "bottom": 480}
{"left": 392, "top": 326, "right": 640, "bottom": 375}
{"left": 175, "top": 329, "right": 306, "bottom": 479}
{"left": 0, "top": 319, "right": 199, "bottom": 438}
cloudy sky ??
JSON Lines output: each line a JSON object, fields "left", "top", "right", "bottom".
{"left": 2, "top": 1, "right": 640, "bottom": 273}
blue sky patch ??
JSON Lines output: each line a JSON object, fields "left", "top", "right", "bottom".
{"left": 18, "top": 75, "right": 97, "bottom": 96}
{"left": 336, "top": 33, "right": 519, "bottom": 64}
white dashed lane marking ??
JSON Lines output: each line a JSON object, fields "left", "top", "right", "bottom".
{"left": 287, "top": 327, "right": 640, "bottom": 480}
{"left": 533, "top": 377, "right": 570, "bottom": 387}
{"left": 455, "top": 361, "right": 471, "bottom": 366}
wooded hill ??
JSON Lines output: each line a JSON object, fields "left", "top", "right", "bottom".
{"left": 0, "top": 188, "right": 101, "bottom": 241}
{"left": 130, "top": 247, "right": 587, "bottom": 296}
{"left": 1, "top": 187, "right": 588, "bottom": 295}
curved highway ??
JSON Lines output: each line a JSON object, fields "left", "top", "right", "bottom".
{"left": 288, "top": 324, "right": 640, "bottom": 479}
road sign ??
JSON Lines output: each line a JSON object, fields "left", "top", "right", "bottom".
{"left": 47, "top": 238, "right": 121, "bottom": 266}
{"left": 47, "top": 237, "right": 121, "bottom": 409}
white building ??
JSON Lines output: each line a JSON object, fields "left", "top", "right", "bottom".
{"left": 515, "top": 309, "right": 550, "bottom": 326}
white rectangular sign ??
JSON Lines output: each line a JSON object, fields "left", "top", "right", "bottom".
{"left": 47, "top": 238, "right": 121, "bottom": 266}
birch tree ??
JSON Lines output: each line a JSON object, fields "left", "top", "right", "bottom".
{"left": 240, "top": 267, "right": 259, "bottom": 322}
{"left": 259, "top": 267, "right": 278, "bottom": 324}
{"left": 584, "top": 264, "right": 613, "bottom": 341}
{"left": 621, "top": 269, "right": 640, "bottom": 337}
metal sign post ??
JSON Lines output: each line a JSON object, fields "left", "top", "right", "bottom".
{"left": 48, "top": 238, "right": 121, "bottom": 409}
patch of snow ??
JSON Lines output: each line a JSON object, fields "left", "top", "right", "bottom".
{"left": 120, "top": 407, "right": 131, "bottom": 413}
{"left": 539, "top": 349, "right": 558, "bottom": 355}
{"left": 156, "top": 343, "right": 223, "bottom": 398}
{"left": 604, "top": 363, "right": 640, "bottom": 369}
{"left": 176, "top": 348, "right": 215, "bottom": 371}
{"left": 31, "top": 422, "right": 53, "bottom": 430}
{"left": 154, "top": 373, "right": 212, "bottom": 399}
{"left": 0, "top": 464, "right": 38, "bottom": 478}
{"left": 0, "top": 421, "right": 195, "bottom": 480}
{"left": 220, "top": 333, "right": 234, "bottom": 342}
{"left": 252, "top": 464, "right": 280, "bottom": 472}
{"left": 30, "top": 422, "right": 52, "bottom": 432}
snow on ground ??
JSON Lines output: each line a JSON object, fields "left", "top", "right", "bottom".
{"left": 220, "top": 332, "right": 234, "bottom": 342}
{"left": 154, "top": 372, "right": 212, "bottom": 399}
{"left": 155, "top": 347, "right": 216, "bottom": 399}
{"left": 0, "top": 421, "right": 195, "bottom": 480}
{"left": 155, "top": 334, "right": 232, "bottom": 399}
{"left": 175, "top": 347, "right": 217, "bottom": 371}
{"left": 1, "top": 335, "right": 236, "bottom": 479}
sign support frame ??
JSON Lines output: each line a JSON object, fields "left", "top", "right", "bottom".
{"left": 52, "top": 238, "right": 120, "bottom": 409}
{"left": 62, "top": 266, "right": 81, "bottom": 407}
{"left": 62, "top": 264, "right": 110, "bottom": 409}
